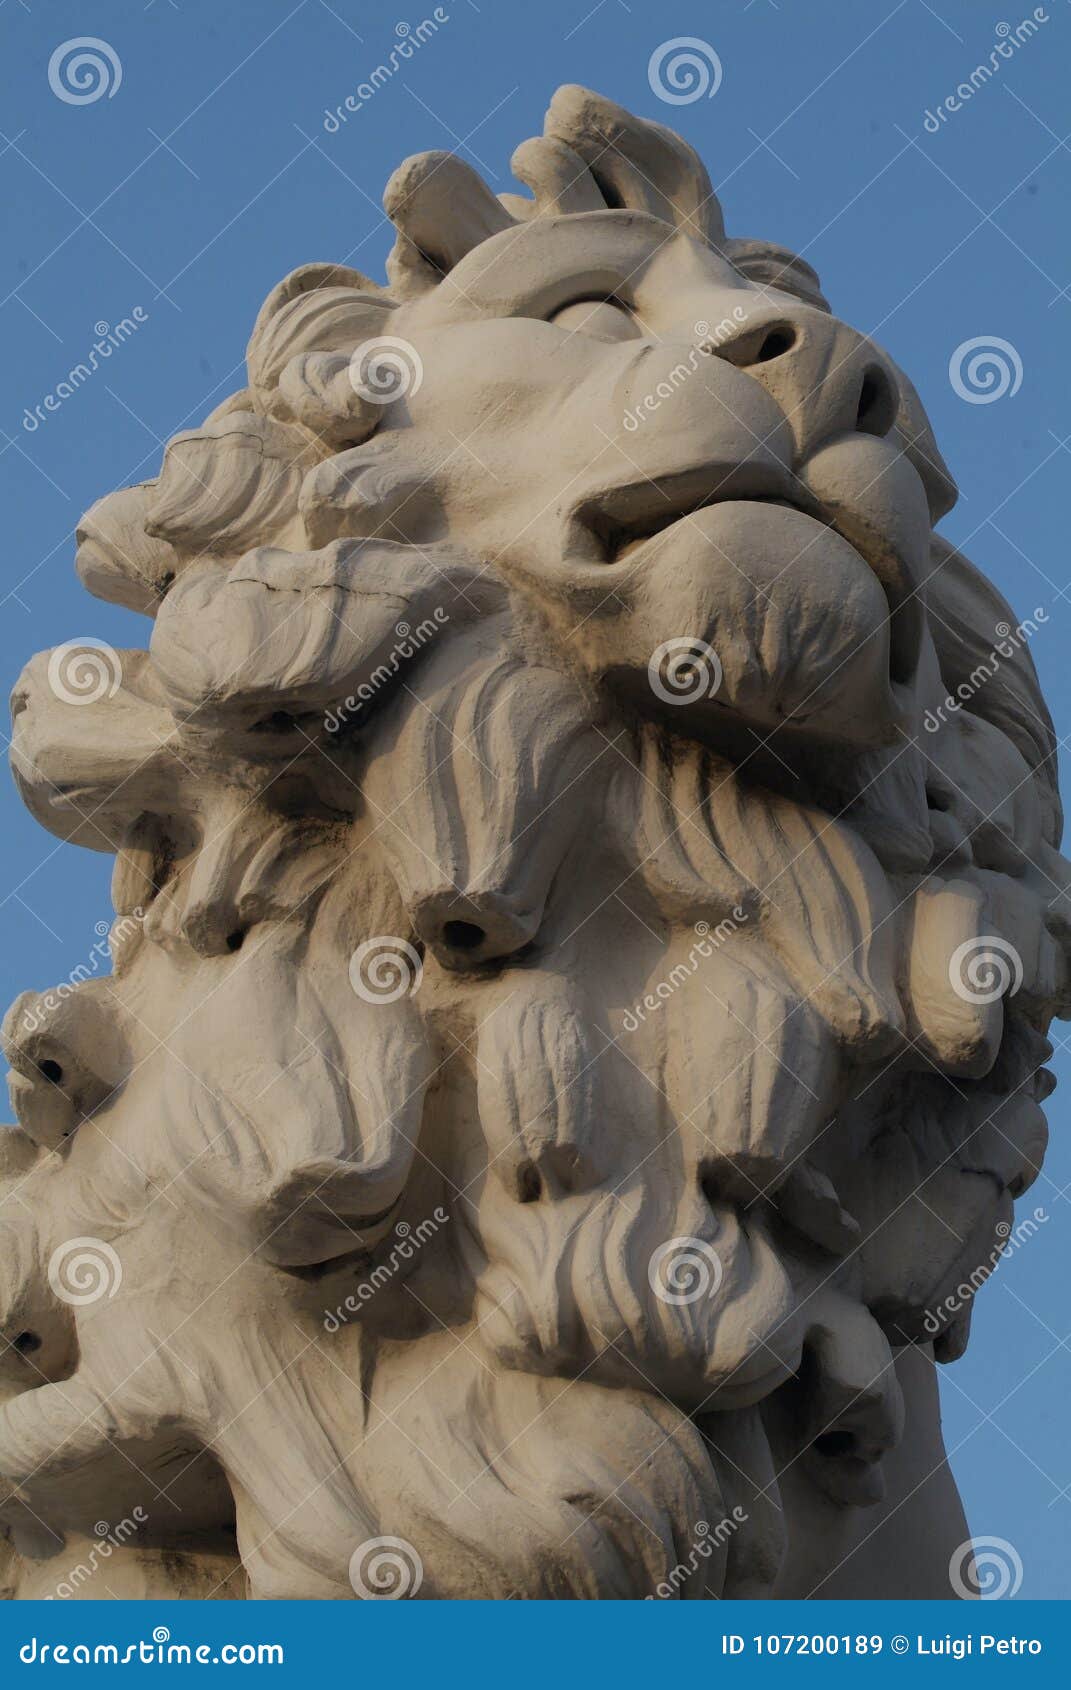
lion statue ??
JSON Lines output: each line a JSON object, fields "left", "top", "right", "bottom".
{"left": 1, "top": 86, "right": 1066, "bottom": 1601}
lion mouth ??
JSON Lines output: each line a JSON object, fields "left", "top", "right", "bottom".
{"left": 570, "top": 461, "right": 812, "bottom": 563}
{"left": 568, "top": 462, "right": 921, "bottom": 687}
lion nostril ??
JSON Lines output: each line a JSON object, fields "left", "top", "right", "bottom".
{"left": 442, "top": 920, "right": 485, "bottom": 951}
{"left": 855, "top": 365, "right": 897, "bottom": 437}
{"left": 813, "top": 1429, "right": 858, "bottom": 1459}
{"left": 753, "top": 325, "right": 797, "bottom": 363}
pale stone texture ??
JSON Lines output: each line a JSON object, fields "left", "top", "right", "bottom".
{"left": 1, "top": 86, "right": 1066, "bottom": 1600}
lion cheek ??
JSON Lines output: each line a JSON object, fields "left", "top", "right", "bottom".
{"left": 612, "top": 501, "right": 899, "bottom": 747}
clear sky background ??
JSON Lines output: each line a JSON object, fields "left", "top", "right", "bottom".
{"left": 1, "top": 0, "right": 1069, "bottom": 1598}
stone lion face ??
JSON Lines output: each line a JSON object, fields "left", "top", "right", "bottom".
{"left": 371, "top": 213, "right": 936, "bottom": 752}
{"left": 1, "top": 84, "right": 1067, "bottom": 1601}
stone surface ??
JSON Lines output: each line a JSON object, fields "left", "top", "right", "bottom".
{"left": 2, "top": 85, "right": 1067, "bottom": 1601}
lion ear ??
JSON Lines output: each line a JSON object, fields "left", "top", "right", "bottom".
{"left": 246, "top": 262, "right": 395, "bottom": 420}
{"left": 383, "top": 150, "right": 516, "bottom": 296}
{"left": 508, "top": 135, "right": 606, "bottom": 218}
{"left": 544, "top": 84, "right": 726, "bottom": 246}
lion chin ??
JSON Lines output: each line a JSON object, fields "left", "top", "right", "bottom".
{"left": 1, "top": 83, "right": 1068, "bottom": 1602}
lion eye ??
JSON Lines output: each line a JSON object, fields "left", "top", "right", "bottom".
{"left": 548, "top": 298, "right": 640, "bottom": 342}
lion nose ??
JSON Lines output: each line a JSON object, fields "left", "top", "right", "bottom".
{"left": 706, "top": 304, "right": 899, "bottom": 458}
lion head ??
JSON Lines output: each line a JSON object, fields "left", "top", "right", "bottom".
{"left": 2, "top": 86, "right": 1067, "bottom": 1601}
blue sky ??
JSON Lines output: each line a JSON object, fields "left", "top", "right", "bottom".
{"left": 1, "top": 0, "right": 1069, "bottom": 1598}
